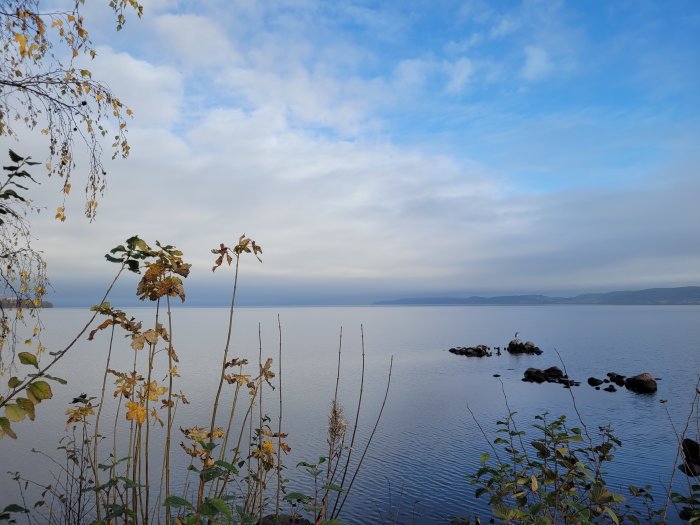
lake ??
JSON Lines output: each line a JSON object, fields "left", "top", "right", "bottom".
{"left": 1, "top": 305, "right": 699, "bottom": 524}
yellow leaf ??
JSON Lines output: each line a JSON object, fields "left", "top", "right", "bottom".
{"left": 5, "top": 404, "right": 26, "bottom": 422}
{"left": 15, "top": 33, "right": 27, "bottom": 56}
{"left": 531, "top": 474, "right": 538, "bottom": 492}
{"left": 41, "top": 129, "right": 49, "bottom": 135}
{"left": 125, "top": 401, "right": 146, "bottom": 425}
{"left": 126, "top": 108, "right": 133, "bottom": 116}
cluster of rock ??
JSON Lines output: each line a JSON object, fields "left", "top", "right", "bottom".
{"left": 448, "top": 345, "right": 492, "bottom": 357}
{"left": 446, "top": 338, "right": 659, "bottom": 397}
{"left": 507, "top": 338, "right": 543, "bottom": 355}
{"left": 587, "top": 372, "right": 658, "bottom": 393}
{"left": 521, "top": 366, "right": 579, "bottom": 387}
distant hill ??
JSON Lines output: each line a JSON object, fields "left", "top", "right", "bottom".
{"left": 374, "top": 286, "right": 700, "bottom": 306}
{"left": 0, "top": 297, "right": 53, "bottom": 308}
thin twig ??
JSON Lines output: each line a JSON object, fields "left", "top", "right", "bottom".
{"left": 336, "top": 355, "right": 393, "bottom": 516}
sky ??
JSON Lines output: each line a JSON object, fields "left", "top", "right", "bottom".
{"left": 4, "top": 0, "right": 700, "bottom": 306}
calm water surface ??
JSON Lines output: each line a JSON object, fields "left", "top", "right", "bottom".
{"left": 1, "top": 305, "right": 699, "bottom": 524}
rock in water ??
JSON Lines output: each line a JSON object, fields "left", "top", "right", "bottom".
{"left": 544, "top": 366, "right": 563, "bottom": 380}
{"left": 587, "top": 377, "right": 604, "bottom": 386}
{"left": 448, "top": 345, "right": 491, "bottom": 357}
{"left": 507, "top": 339, "right": 543, "bottom": 355}
{"left": 679, "top": 438, "right": 700, "bottom": 476}
{"left": 523, "top": 368, "right": 547, "bottom": 383}
{"left": 625, "top": 372, "right": 657, "bottom": 394}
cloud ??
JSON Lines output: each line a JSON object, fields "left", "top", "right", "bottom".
{"left": 4, "top": 0, "right": 700, "bottom": 305}
{"left": 521, "top": 45, "right": 552, "bottom": 81}
{"left": 445, "top": 58, "right": 474, "bottom": 93}
{"left": 82, "top": 47, "right": 184, "bottom": 128}
{"left": 154, "top": 14, "right": 240, "bottom": 68}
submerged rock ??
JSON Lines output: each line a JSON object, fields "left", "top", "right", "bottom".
{"left": 507, "top": 339, "right": 543, "bottom": 355}
{"left": 544, "top": 366, "right": 564, "bottom": 379}
{"left": 587, "top": 377, "right": 604, "bottom": 387}
{"left": 607, "top": 372, "right": 626, "bottom": 387}
{"left": 522, "top": 366, "right": 576, "bottom": 386}
{"left": 523, "top": 367, "right": 547, "bottom": 383}
{"left": 625, "top": 372, "right": 658, "bottom": 394}
{"left": 448, "top": 344, "right": 491, "bottom": 357}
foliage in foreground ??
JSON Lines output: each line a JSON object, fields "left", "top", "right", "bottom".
{"left": 464, "top": 398, "right": 699, "bottom": 524}
{"left": 0, "top": 235, "right": 391, "bottom": 525}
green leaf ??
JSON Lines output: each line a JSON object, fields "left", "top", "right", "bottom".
{"left": 283, "top": 492, "right": 312, "bottom": 503}
{"left": 16, "top": 398, "right": 35, "bottom": 421}
{"left": 7, "top": 377, "right": 21, "bottom": 389}
{"left": 8, "top": 150, "right": 23, "bottom": 163}
{"left": 480, "top": 452, "right": 490, "bottom": 464}
{"left": 5, "top": 403, "right": 26, "bottom": 422}
{"left": 18, "top": 352, "right": 38, "bottom": 368}
{"left": 28, "top": 381, "right": 52, "bottom": 401}
{"left": 126, "top": 259, "right": 140, "bottom": 273}
{"left": 44, "top": 374, "right": 68, "bottom": 385}
{"left": 163, "top": 496, "right": 192, "bottom": 509}
{"left": 0, "top": 417, "right": 16, "bottom": 439}
{"left": 2, "top": 504, "right": 28, "bottom": 513}
{"left": 605, "top": 507, "right": 620, "bottom": 525}
{"left": 206, "top": 499, "right": 232, "bottom": 520}
{"left": 199, "top": 501, "right": 217, "bottom": 517}
{"left": 199, "top": 467, "right": 225, "bottom": 482}
{"left": 214, "top": 460, "right": 239, "bottom": 474}
{"left": 199, "top": 440, "right": 217, "bottom": 452}
{"left": 105, "top": 254, "right": 123, "bottom": 263}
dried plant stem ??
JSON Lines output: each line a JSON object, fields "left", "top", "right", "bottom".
{"left": 336, "top": 355, "right": 393, "bottom": 516}
{"left": 331, "top": 324, "right": 366, "bottom": 519}
{"left": 215, "top": 392, "right": 256, "bottom": 500}
{"left": 258, "top": 322, "right": 264, "bottom": 524}
{"left": 142, "top": 299, "right": 162, "bottom": 525}
{"left": 320, "top": 327, "right": 344, "bottom": 522}
{"left": 164, "top": 295, "right": 175, "bottom": 525}
{"left": 276, "top": 314, "right": 283, "bottom": 518}
{"left": 92, "top": 320, "right": 117, "bottom": 520}
{"left": 208, "top": 254, "right": 240, "bottom": 436}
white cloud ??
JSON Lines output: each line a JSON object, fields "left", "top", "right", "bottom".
{"left": 154, "top": 14, "right": 240, "bottom": 68}
{"left": 521, "top": 45, "right": 552, "bottom": 81}
{"left": 84, "top": 47, "right": 184, "bottom": 128}
{"left": 5, "top": 0, "right": 699, "bottom": 304}
{"left": 445, "top": 58, "right": 474, "bottom": 93}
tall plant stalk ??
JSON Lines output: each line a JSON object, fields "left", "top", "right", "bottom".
{"left": 92, "top": 321, "right": 117, "bottom": 521}
{"left": 330, "top": 324, "right": 366, "bottom": 519}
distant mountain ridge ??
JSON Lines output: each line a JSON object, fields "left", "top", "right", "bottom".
{"left": 374, "top": 286, "right": 700, "bottom": 306}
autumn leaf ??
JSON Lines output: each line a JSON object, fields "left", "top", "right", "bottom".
{"left": 125, "top": 401, "right": 146, "bottom": 425}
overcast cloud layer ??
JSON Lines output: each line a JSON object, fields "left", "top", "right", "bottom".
{"left": 4, "top": 0, "right": 700, "bottom": 306}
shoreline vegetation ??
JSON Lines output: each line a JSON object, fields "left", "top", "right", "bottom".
{"left": 375, "top": 285, "right": 700, "bottom": 306}
{"left": 0, "top": 297, "right": 53, "bottom": 308}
